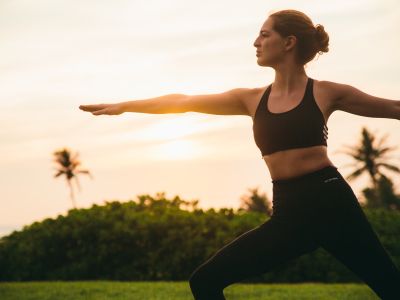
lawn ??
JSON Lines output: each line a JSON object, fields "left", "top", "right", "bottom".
{"left": 0, "top": 281, "right": 379, "bottom": 299}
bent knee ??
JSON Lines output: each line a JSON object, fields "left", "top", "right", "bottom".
{"left": 189, "top": 265, "right": 223, "bottom": 296}
{"left": 189, "top": 274, "right": 225, "bottom": 299}
{"left": 189, "top": 267, "right": 208, "bottom": 291}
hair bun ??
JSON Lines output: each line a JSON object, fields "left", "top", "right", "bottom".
{"left": 315, "top": 24, "right": 329, "bottom": 53}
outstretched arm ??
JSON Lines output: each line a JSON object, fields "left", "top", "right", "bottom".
{"left": 332, "top": 82, "right": 400, "bottom": 120}
{"left": 79, "top": 94, "right": 187, "bottom": 115}
{"left": 79, "top": 88, "right": 252, "bottom": 116}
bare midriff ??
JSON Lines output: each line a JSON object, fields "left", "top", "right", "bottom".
{"left": 263, "top": 145, "right": 336, "bottom": 181}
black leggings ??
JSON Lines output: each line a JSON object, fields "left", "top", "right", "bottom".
{"left": 189, "top": 165, "right": 400, "bottom": 299}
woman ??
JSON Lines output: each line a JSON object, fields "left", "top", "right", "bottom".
{"left": 79, "top": 9, "right": 400, "bottom": 300}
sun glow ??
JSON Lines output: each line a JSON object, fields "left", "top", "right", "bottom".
{"left": 131, "top": 115, "right": 228, "bottom": 142}
{"left": 106, "top": 114, "right": 236, "bottom": 162}
{"left": 148, "top": 139, "right": 203, "bottom": 160}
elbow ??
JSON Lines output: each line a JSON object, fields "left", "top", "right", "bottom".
{"left": 172, "top": 94, "right": 190, "bottom": 113}
{"left": 152, "top": 94, "right": 188, "bottom": 114}
{"left": 164, "top": 94, "right": 189, "bottom": 114}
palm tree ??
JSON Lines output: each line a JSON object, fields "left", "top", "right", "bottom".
{"left": 52, "top": 147, "right": 93, "bottom": 209}
{"left": 239, "top": 187, "right": 272, "bottom": 216}
{"left": 333, "top": 127, "right": 400, "bottom": 207}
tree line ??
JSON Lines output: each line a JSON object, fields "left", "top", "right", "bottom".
{"left": 0, "top": 192, "right": 399, "bottom": 282}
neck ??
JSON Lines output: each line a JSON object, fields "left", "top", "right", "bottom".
{"left": 272, "top": 64, "right": 308, "bottom": 96}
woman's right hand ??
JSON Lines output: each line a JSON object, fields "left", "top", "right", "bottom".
{"left": 78, "top": 103, "right": 124, "bottom": 115}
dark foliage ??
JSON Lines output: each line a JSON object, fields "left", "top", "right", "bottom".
{"left": 1, "top": 193, "right": 399, "bottom": 283}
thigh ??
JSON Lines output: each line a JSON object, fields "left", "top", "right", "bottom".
{"left": 191, "top": 216, "right": 319, "bottom": 288}
{"left": 313, "top": 179, "right": 400, "bottom": 297}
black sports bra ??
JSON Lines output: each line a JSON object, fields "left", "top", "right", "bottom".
{"left": 252, "top": 77, "right": 328, "bottom": 157}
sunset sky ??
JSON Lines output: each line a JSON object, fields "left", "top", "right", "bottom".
{"left": 1, "top": 0, "right": 400, "bottom": 238}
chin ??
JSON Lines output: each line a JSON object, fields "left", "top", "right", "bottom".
{"left": 257, "top": 59, "right": 269, "bottom": 67}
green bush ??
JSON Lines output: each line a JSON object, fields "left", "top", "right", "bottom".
{"left": 0, "top": 193, "right": 399, "bottom": 282}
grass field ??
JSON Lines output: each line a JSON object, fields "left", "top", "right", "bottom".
{"left": 0, "top": 281, "right": 380, "bottom": 299}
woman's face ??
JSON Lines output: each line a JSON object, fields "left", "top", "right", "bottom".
{"left": 253, "top": 17, "right": 289, "bottom": 67}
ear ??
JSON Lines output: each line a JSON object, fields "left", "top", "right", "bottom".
{"left": 284, "top": 35, "right": 297, "bottom": 51}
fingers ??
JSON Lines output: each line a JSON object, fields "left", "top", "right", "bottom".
{"left": 79, "top": 104, "right": 107, "bottom": 112}
{"left": 92, "top": 109, "right": 106, "bottom": 115}
{"left": 78, "top": 103, "right": 120, "bottom": 116}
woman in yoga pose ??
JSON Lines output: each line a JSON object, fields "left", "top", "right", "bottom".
{"left": 79, "top": 9, "right": 400, "bottom": 300}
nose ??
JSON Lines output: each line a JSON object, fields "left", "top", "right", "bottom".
{"left": 253, "top": 39, "right": 258, "bottom": 48}
{"left": 253, "top": 36, "right": 261, "bottom": 48}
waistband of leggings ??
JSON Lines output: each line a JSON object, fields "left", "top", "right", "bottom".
{"left": 271, "top": 165, "right": 339, "bottom": 185}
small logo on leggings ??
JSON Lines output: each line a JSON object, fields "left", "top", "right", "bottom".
{"left": 324, "top": 177, "right": 339, "bottom": 183}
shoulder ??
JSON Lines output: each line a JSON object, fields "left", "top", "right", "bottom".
{"left": 239, "top": 85, "right": 271, "bottom": 119}
{"left": 313, "top": 79, "right": 353, "bottom": 98}
{"left": 234, "top": 86, "right": 266, "bottom": 100}
{"left": 312, "top": 79, "right": 349, "bottom": 112}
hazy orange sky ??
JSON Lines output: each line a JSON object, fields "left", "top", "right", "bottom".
{"left": 1, "top": 0, "right": 400, "bottom": 238}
